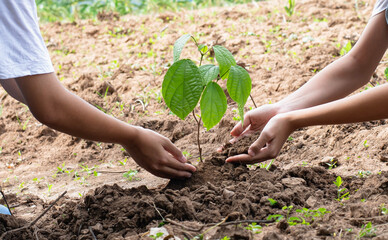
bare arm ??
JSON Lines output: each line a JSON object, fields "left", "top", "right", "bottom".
{"left": 15, "top": 73, "right": 196, "bottom": 178}
{"left": 227, "top": 11, "right": 388, "bottom": 163}
{"left": 230, "top": 11, "right": 388, "bottom": 141}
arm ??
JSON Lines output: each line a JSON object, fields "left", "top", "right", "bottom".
{"left": 227, "top": 11, "right": 388, "bottom": 163}
{"left": 15, "top": 73, "right": 196, "bottom": 179}
{"left": 230, "top": 11, "right": 388, "bottom": 141}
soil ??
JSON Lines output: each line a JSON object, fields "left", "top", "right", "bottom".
{"left": 0, "top": 0, "right": 388, "bottom": 239}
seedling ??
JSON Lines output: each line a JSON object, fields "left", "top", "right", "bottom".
{"left": 162, "top": 34, "right": 253, "bottom": 161}
{"left": 379, "top": 203, "right": 387, "bottom": 215}
{"left": 259, "top": 159, "right": 275, "bottom": 171}
{"left": 385, "top": 67, "right": 388, "bottom": 80}
{"left": 334, "top": 176, "right": 350, "bottom": 201}
{"left": 284, "top": 0, "right": 296, "bottom": 17}
{"left": 356, "top": 222, "right": 377, "bottom": 239}
{"left": 363, "top": 140, "right": 369, "bottom": 148}
{"left": 268, "top": 198, "right": 278, "bottom": 206}
{"left": 357, "top": 170, "right": 372, "bottom": 178}
{"left": 326, "top": 157, "right": 338, "bottom": 170}
{"left": 244, "top": 222, "right": 262, "bottom": 234}
{"left": 123, "top": 169, "right": 138, "bottom": 181}
{"left": 267, "top": 207, "right": 330, "bottom": 226}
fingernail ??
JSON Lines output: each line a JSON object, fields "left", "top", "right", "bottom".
{"left": 248, "top": 149, "right": 256, "bottom": 157}
{"left": 186, "top": 173, "right": 192, "bottom": 178}
{"left": 229, "top": 139, "right": 235, "bottom": 144}
{"left": 180, "top": 156, "right": 187, "bottom": 162}
{"left": 216, "top": 147, "right": 222, "bottom": 152}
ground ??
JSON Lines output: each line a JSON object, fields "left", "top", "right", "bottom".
{"left": 0, "top": 0, "right": 387, "bottom": 239}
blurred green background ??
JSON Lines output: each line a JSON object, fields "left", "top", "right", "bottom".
{"left": 36, "top": 0, "right": 264, "bottom": 22}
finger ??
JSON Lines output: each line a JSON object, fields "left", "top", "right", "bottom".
{"left": 162, "top": 140, "right": 187, "bottom": 163}
{"left": 230, "top": 125, "right": 253, "bottom": 144}
{"left": 158, "top": 166, "right": 194, "bottom": 179}
{"left": 163, "top": 154, "right": 196, "bottom": 173}
{"left": 248, "top": 132, "right": 272, "bottom": 157}
{"left": 225, "top": 153, "right": 268, "bottom": 164}
{"left": 230, "top": 113, "right": 252, "bottom": 137}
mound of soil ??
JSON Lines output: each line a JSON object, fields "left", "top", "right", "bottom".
{"left": 2, "top": 137, "right": 384, "bottom": 239}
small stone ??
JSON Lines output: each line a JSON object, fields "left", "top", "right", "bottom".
{"left": 223, "top": 189, "right": 235, "bottom": 199}
{"left": 281, "top": 177, "right": 306, "bottom": 188}
{"left": 306, "top": 196, "right": 317, "bottom": 208}
{"left": 91, "top": 223, "right": 103, "bottom": 233}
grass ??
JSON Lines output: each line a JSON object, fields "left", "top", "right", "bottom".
{"left": 36, "top": 0, "right": 266, "bottom": 22}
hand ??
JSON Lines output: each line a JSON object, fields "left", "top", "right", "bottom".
{"left": 123, "top": 127, "right": 196, "bottom": 179}
{"left": 226, "top": 113, "right": 295, "bottom": 164}
{"left": 230, "top": 104, "right": 279, "bottom": 143}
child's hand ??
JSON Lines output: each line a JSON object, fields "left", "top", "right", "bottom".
{"left": 124, "top": 126, "right": 196, "bottom": 179}
{"left": 229, "top": 104, "right": 279, "bottom": 143}
{"left": 226, "top": 113, "right": 295, "bottom": 164}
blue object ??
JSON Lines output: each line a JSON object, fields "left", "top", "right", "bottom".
{"left": 0, "top": 205, "right": 11, "bottom": 215}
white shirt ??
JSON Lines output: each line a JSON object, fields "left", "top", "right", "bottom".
{"left": 0, "top": 0, "right": 54, "bottom": 80}
{"left": 372, "top": 0, "right": 388, "bottom": 23}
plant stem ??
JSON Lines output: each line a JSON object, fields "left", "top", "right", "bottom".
{"left": 199, "top": 54, "right": 204, "bottom": 66}
{"left": 249, "top": 94, "right": 257, "bottom": 108}
{"left": 192, "top": 111, "right": 202, "bottom": 162}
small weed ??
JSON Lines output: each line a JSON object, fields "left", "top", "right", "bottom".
{"left": 357, "top": 170, "right": 372, "bottom": 178}
{"left": 334, "top": 176, "right": 350, "bottom": 202}
{"left": 326, "top": 157, "right": 338, "bottom": 170}
{"left": 259, "top": 159, "right": 274, "bottom": 171}
{"left": 363, "top": 140, "right": 369, "bottom": 148}
{"left": 244, "top": 222, "right": 262, "bottom": 234}
{"left": 384, "top": 67, "right": 388, "bottom": 80}
{"left": 380, "top": 203, "right": 387, "bottom": 215}
{"left": 118, "top": 157, "right": 128, "bottom": 166}
{"left": 149, "top": 232, "right": 164, "bottom": 239}
{"left": 356, "top": 222, "right": 377, "bottom": 239}
{"left": 47, "top": 183, "right": 53, "bottom": 194}
{"left": 182, "top": 151, "right": 192, "bottom": 158}
{"left": 284, "top": 0, "right": 296, "bottom": 17}
{"left": 268, "top": 198, "right": 278, "bottom": 206}
{"left": 123, "top": 169, "right": 138, "bottom": 181}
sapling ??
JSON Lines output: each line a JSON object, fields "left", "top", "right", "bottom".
{"left": 162, "top": 34, "right": 253, "bottom": 161}
{"left": 334, "top": 176, "right": 350, "bottom": 201}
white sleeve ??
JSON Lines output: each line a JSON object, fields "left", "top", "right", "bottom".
{"left": 0, "top": 0, "right": 54, "bottom": 80}
{"left": 371, "top": 0, "right": 388, "bottom": 24}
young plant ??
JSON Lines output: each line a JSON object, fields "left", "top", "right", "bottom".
{"left": 356, "top": 222, "right": 377, "bottom": 239}
{"left": 244, "top": 222, "right": 262, "bottom": 234}
{"left": 334, "top": 176, "right": 350, "bottom": 202}
{"left": 162, "top": 34, "right": 252, "bottom": 161}
{"left": 284, "top": 0, "right": 296, "bottom": 17}
{"left": 123, "top": 169, "right": 138, "bottom": 181}
{"left": 385, "top": 67, "right": 388, "bottom": 80}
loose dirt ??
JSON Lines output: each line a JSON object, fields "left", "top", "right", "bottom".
{"left": 0, "top": 0, "right": 387, "bottom": 239}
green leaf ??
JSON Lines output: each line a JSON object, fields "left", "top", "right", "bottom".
{"left": 213, "top": 45, "right": 236, "bottom": 79}
{"left": 173, "top": 34, "right": 192, "bottom": 63}
{"left": 198, "top": 44, "right": 208, "bottom": 54}
{"left": 200, "top": 82, "right": 227, "bottom": 130}
{"left": 227, "top": 65, "right": 252, "bottom": 104}
{"left": 227, "top": 65, "right": 252, "bottom": 125}
{"left": 199, "top": 64, "right": 220, "bottom": 86}
{"left": 162, "top": 59, "right": 203, "bottom": 120}
{"left": 384, "top": 67, "right": 388, "bottom": 80}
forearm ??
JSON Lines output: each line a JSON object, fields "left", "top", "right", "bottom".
{"left": 15, "top": 73, "right": 137, "bottom": 146}
{"left": 276, "top": 54, "right": 373, "bottom": 113}
{"left": 287, "top": 83, "right": 388, "bottom": 129}
{"left": 276, "top": 12, "right": 388, "bottom": 114}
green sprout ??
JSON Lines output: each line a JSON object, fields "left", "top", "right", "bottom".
{"left": 334, "top": 176, "right": 350, "bottom": 202}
